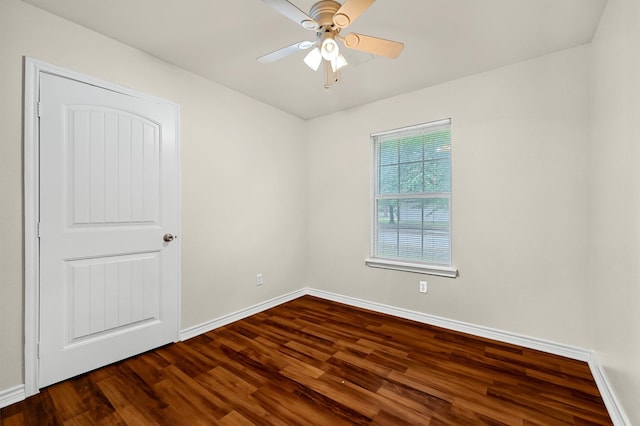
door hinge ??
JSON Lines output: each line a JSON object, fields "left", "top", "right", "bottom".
{"left": 37, "top": 222, "right": 41, "bottom": 238}
{"left": 37, "top": 102, "right": 42, "bottom": 117}
{"left": 37, "top": 343, "right": 40, "bottom": 359}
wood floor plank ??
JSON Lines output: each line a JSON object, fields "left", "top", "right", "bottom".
{"left": 1, "top": 296, "right": 613, "bottom": 425}
{"left": 217, "top": 410, "right": 254, "bottom": 426}
{"left": 323, "top": 371, "right": 442, "bottom": 424}
{"left": 280, "top": 367, "right": 381, "bottom": 419}
{"left": 194, "top": 372, "right": 275, "bottom": 425}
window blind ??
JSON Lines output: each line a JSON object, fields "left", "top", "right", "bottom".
{"left": 371, "top": 119, "right": 452, "bottom": 267}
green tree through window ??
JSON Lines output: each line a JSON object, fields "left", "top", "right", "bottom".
{"left": 372, "top": 120, "right": 452, "bottom": 267}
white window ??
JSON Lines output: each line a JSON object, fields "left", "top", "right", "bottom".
{"left": 366, "top": 119, "right": 457, "bottom": 277}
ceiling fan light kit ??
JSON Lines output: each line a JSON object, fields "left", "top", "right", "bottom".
{"left": 331, "top": 54, "right": 348, "bottom": 72}
{"left": 304, "top": 47, "right": 323, "bottom": 71}
{"left": 320, "top": 32, "right": 339, "bottom": 61}
{"left": 259, "top": 0, "right": 404, "bottom": 89}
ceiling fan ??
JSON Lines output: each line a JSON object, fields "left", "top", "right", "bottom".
{"left": 258, "top": 0, "right": 404, "bottom": 88}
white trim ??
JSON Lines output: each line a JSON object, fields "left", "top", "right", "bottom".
{"left": 178, "top": 287, "right": 582, "bottom": 351}
{"left": 24, "top": 58, "right": 181, "bottom": 106}
{"left": 23, "top": 57, "right": 42, "bottom": 398}
{"left": 7, "top": 284, "right": 630, "bottom": 422}
{"left": 371, "top": 118, "right": 451, "bottom": 138}
{"left": 589, "top": 354, "right": 631, "bottom": 426}
{"left": 179, "top": 289, "right": 307, "bottom": 341}
{"left": 23, "top": 57, "right": 181, "bottom": 397}
{"left": 365, "top": 258, "right": 458, "bottom": 278}
{"left": 307, "top": 289, "right": 635, "bottom": 423}
{"left": 369, "top": 118, "right": 454, "bottom": 274}
{"left": 306, "top": 288, "right": 591, "bottom": 361}
{"left": 310, "top": 288, "right": 629, "bottom": 423}
{"left": 0, "top": 385, "right": 26, "bottom": 409}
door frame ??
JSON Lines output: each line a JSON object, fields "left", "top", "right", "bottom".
{"left": 23, "top": 57, "right": 181, "bottom": 397}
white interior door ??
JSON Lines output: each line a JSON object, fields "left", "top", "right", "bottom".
{"left": 38, "top": 72, "right": 180, "bottom": 388}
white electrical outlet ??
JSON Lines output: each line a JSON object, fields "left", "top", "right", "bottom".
{"left": 419, "top": 281, "right": 428, "bottom": 293}
{"left": 256, "top": 273, "right": 263, "bottom": 286}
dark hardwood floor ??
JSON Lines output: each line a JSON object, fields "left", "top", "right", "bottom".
{"left": 1, "top": 296, "right": 612, "bottom": 425}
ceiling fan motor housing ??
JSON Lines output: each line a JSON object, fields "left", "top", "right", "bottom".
{"left": 310, "top": 0, "right": 342, "bottom": 28}
{"left": 258, "top": 0, "right": 405, "bottom": 73}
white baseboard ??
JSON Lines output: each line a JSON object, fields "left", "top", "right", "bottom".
{"left": 589, "top": 354, "right": 631, "bottom": 426}
{"left": 179, "top": 289, "right": 306, "bottom": 341}
{"left": 306, "top": 288, "right": 592, "bottom": 361}
{"left": 306, "top": 289, "right": 631, "bottom": 425}
{"left": 0, "top": 384, "right": 25, "bottom": 409}
{"left": 2, "top": 286, "right": 628, "bottom": 424}
{"left": 180, "top": 285, "right": 591, "bottom": 361}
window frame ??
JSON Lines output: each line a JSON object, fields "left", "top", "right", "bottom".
{"left": 366, "top": 118, "right": 458, "bottom": 278}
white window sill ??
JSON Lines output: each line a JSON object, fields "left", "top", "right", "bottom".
{"left": 365, "top": 258, "right": 458, "bottom": 278}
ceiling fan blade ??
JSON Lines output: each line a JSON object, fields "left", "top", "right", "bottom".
{"left": 341, "top": 33, "right": 404, "bottom": 59}
{"left": 333, "top": 0, "right": 375, "bottom": 28}
{"left": 257, "top": 40, "right": 315, "bottom": 64}
{"left": 263, "top": 0, "right": 318, "bottom": 30}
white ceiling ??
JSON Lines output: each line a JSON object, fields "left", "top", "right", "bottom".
{"left": 23, "top": 0, "right": 607, "bottom": 120}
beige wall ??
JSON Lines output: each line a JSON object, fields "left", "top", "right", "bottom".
{"left": 591, "top": 0, "right": 640, "bottom": 422}
{"left": 2, "top": 0, "right": 638, "bottom": 421}
{"left": 0, "top": 0, "right": 307, "bottom": 390}
{"left": 307, "top": 46, "right": 592, "bottom": 347}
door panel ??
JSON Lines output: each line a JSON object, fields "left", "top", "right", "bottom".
{"left": 38, "top": 72, "right": 179, "bottom": 388}
{"left": 65, "top": 252, "right": 161, "bottom": 342}
{"left": 68, "top": 107, "right": 161, "bottom": 226}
